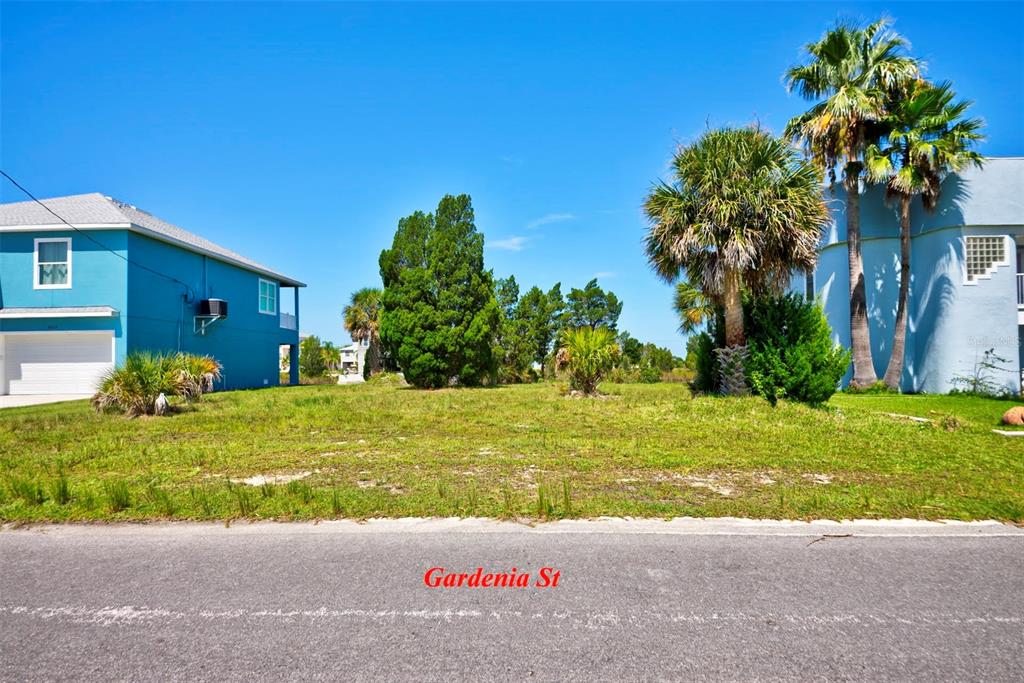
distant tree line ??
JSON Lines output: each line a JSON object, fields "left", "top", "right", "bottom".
{"left": 336, "top": 193, "right": 677, "bottom": 389}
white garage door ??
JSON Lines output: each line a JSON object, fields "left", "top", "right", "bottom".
{"left": 4, "top": 333, "right": 114, "bottom": 395}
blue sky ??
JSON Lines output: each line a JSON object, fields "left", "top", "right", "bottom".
{"left": 2, "top": 1, "right": 1021, "bottom": 353}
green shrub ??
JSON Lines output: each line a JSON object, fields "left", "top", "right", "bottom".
{"left": 299, "top": 336, "right": 327, "bottom": 378}
{"left": 690, "top": 331, "right": 719, "bottom": 393}
{"left": 555, "top": 327, "right": 621, "bottom": 395}
{"left": 92, "top": 352, "right": 222, "bottom": 416}
{"left": 638, "top": 366, "right": 661, "bottom": 383}
{"left": 744, "top": 294, "right": 850, "bottom": 406}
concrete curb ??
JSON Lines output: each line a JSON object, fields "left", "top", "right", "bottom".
{"left": 4, "top": 517, "right": 1023, "bottom": 537}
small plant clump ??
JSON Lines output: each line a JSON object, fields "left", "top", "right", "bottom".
{"left": 103, "top": 480, "right": 132, "bottom": 513}
{"left": 92, "top": 352, "right": 223, "bottom": 417}
{"left": 555, "top": 327, "right": 620, "bottom": 396}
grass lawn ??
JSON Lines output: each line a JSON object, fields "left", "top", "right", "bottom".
{"left": 1, "top": 381, "right": 1021, "bottom": 523}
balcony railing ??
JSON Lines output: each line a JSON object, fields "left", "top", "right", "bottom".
{"left": 1017, "top": 273, "right": 1024, "bottom": 307}
{"left": 280, "top": 312, "right": 297, "bottom": 330}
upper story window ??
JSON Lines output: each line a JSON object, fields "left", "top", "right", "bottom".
{"left": 259, "top": 278, "right": 277, "bottom": 315}
{"left": 34, "top": 238, "right": 72, "bottom": 289}
{"left": 965, "top": 236, "right": 1007, "bottom": 282}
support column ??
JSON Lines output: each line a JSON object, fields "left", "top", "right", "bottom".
{"left": 289, "top": 344, "right": 299, "bottom": 386}
{"left": 289, "top": 286, "right": 300, "bottom": 386}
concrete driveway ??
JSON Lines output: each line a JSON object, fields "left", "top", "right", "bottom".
{"left": 0, "top": 394, "right": 91, "bottom": 409}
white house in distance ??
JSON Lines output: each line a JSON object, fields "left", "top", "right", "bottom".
{"left": 340, "top": 338, "right": 369, "bottom": 376}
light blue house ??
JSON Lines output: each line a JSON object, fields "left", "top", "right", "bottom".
{"left": 803, "top": 157, "right": 1023, "bottom": 395}
{"left": 0, "top": 193, "right": 303, "bottom": 396}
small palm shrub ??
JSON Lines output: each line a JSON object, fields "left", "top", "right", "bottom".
{"left": 92, "top": 352, "right": 223, "bottom": 416}
{"left": 555, "top": 327, "right": 620, "bottom": 395}
{"left": 93, "top": 352, "right": 181, "bottom": 416}
{"left": 175, "top": 353, "right": 222, "bottom": 401}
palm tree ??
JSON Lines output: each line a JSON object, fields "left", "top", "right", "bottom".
{"left": 673, "top": 280, "right": 714, "bottom": 335}
{"left": 865, "top": 80, "right": 984, "bottom": 389}
{"left": 784, "top": 18, "right": 920, "bottom": 387}
{"left": 555, "top": 327, "right": 620, "bottom": 395}
{"left": 644, "top": 126, "right": 830, "bottom": 350}
{"left": 320, "top": 341, "right": 342, "bottom": 372}
{"left": 342, "top": 287, "right": 382, "bottom": 374}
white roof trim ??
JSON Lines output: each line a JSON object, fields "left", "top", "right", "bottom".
{"left": 0, "top": 306, "right": 119, "bottom": 319}
{"left": 0, "top": 223, "right": 132, "bottom": 231}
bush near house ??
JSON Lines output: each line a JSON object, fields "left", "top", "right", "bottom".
{"left": 745, "top": 295, "right": 850, "bottom": 406}
{"left": 690, "top": 295, "right": 849, "bottom": 405}
{"left": 92, "top": 352, "right": 222, "bottom": 417}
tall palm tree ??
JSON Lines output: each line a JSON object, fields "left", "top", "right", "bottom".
{"left": 342, "top": 287, "right": 383, "bottom": 374}
{"left": 673, "top": 280, "right": 714, "bottom": 335}
{"left": 865, "top": 79, "right": 984, "bottom": 389}
{"left": 644, "top": 126, "right": 830, "bottom": 354}
{"left": 784, "top": 18, "right": 919, "bottom": 387}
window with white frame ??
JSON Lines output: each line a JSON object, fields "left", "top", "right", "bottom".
{"left": 34, "top": 238, "right": 72, "bottom": 289}
{"left": 965, "top": 236, "right": 1006, "bottom": 281}
{"left": 259, "top": 278, "right": 277, "bottom": 314}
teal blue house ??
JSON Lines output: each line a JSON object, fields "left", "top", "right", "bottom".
{"left": 801, "top": 157, "right": 1023, "bottom": 395}
{"left": 0, "top": 193, "right": 303, "bottom": 396}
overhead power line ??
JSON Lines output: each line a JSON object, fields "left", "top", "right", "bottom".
{"left": 0, "top": 170, "right": 194, "bottom": 293}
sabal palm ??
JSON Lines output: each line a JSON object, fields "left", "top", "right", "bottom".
{"left": 784, "top": 18, "right": 919, "bottom": 387}
{"left": 865, "top": 79, "right": 984, "bottom": 389}
{"left": 644, "top": 126, "right": 829, "bottom": 348}
{"left": 555, "top": 326, "right": 620, "bottom": 395}
{"left": 343, "top": 287, "right": 381, "bottom": 344}
{"left": 343, "top": 287, "right": 383, "bottom": 374}
{"left": 673, "top": 280, "right": 714, "bottom": 335}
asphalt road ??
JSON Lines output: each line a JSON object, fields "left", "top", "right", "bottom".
{"left": 1, "top": 519, "right": 1022, "bottom": 682}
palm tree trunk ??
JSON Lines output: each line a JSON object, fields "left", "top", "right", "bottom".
{"left": 845, "top": 167, "right": 877, "bottom": 387}
{"left": 722, "top": 268, "right": 745, "bottom": 347}
{"left": 883, "top": 193, "right": 912, "bottom": 390}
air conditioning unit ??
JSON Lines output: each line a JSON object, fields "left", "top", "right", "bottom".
{"left": 199, "top": 299, "right": 228, "bottom": 318}
{"left": 195, "top": 299, "right": 228, "bottom": 336}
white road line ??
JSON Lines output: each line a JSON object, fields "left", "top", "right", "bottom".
{"left": 2, "top": 605, "right": 1021, "bottom": 629}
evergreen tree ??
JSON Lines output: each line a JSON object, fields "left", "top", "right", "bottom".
{"left": 494, "top": 276, "right": 533, "bottom": 382}
{"left": 563, "top": 279, "right": 622, "bottom": 331}
{"left": 378, "top": 194, "right": 500, "bottom": 388}
{"left": 616, "top": 331, "right": 644, "bottom": 367}
{"left": 517, "top": 283, "right": 565, "bottom": 375}
{"left": 299, "top": 336, "right": 326, "bottom": 377}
